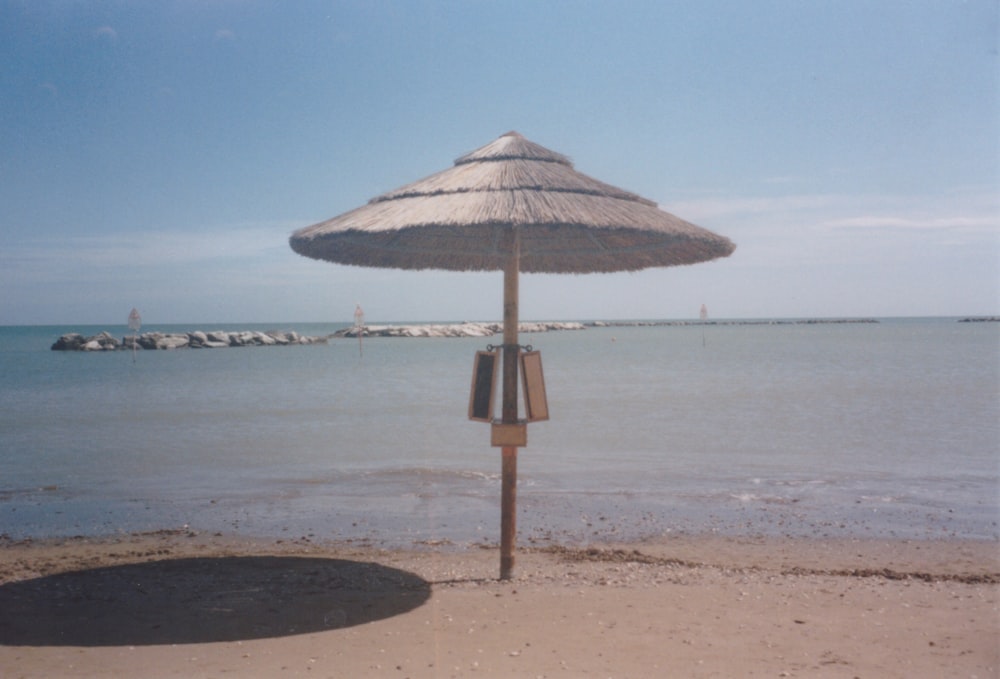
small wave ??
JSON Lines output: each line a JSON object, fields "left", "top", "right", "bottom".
{"left": 359, "top": 467, "right": 500, "bottom": 483}
{"left": 0, "top": 485, "right": 66, "bottom": 501}
{"left": 768, "top": 478, "right": 830, "bottom": 487}
{"left": 730, "top": 492, "right": 801, "bottom": 505}
{"left": 270, "top": 467, "right": 500, "bottom": 487}
{"left": 859, "top": 495, "right": 897, "bottom": 503}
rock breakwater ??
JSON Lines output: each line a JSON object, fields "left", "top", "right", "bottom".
{"left": 51, "top": 330, "right": 330, "bottom": 351}
{"left": 335, "top": 321, "right": 586, "bottom": 338}
{"left": 52, "top": 318, "right": 893, "bottom": 351}
{"left": 588, "top": 318, "right": 879, "bottom": 327}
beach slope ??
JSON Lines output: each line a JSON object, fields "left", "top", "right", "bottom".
{"left": 1, "top": 532, "right": 996, "bottom": 678}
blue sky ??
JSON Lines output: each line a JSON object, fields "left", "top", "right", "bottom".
{"left": 1, "top": 0, "right": 997, "bottom": 325}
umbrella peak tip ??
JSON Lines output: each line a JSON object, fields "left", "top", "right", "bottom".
{"left": 454, "top": 131, "right": 571, "bottom": 167}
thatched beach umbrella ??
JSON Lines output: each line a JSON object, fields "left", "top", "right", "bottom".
{"left": 290, "top": 131, "right": 735, "bottom": 579}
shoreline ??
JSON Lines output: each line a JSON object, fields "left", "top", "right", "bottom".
{"left": 2, "top": 532, "right": 997, "bottom": 677}
{"left": 3, "top": 530, "right": 998, "bottom": 581}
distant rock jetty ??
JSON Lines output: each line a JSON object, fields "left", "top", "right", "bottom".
{"left": 51, "top": 330, "right": 330, "bottom": 352}
{"left": 334, "top": 318, "right": 881, "bottom": 338}
{"left": 335, "top": 321, "right": 585, "bottom": 338}
{"left": 958, "top": 317, "right": 999, "bottom": 323}
{"left": 588, "top": 318, "right": 879, "bottom": 327}
{"left": 52, "top": 318, "right": 893, "bottom": 351}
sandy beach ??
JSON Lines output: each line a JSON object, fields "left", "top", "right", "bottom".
{"left": 1, "top": 531, "right": 996, "bottom": 678}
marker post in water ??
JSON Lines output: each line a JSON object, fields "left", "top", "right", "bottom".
{"left": 353, "top": 304, "right": 365, "bottom": 360}
{"left": 127, "top": 308, "right": 142, "bottom": 363}
{"left": 700, "top": 303, "right": 708, "bottom": 347}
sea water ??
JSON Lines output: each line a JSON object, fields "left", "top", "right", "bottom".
{"left": 1, "top": 319, "right": 997, "bottom": 546}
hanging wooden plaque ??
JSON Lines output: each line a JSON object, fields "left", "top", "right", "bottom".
{"left": 468, "top": 349, "right": 499, "bottom": 422}
{"left": 520, "top": 350, "right": 549, "bottom": 422}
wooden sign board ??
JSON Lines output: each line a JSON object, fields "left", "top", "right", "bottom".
{"left": 491, "top": 422, "right": 527, "bottom": 447}
{"left": 468, "top": 349, "right": 499, "bottom": 422}
{"left": 520, "top": 350, "right": 549, "bottom": 422}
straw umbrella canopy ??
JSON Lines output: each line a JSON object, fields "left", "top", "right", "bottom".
{"left": 291, "top": 131, "right": 734, "bottom": 273}
{"left": 290, "top": 131, "right": 735, "bottom": 579}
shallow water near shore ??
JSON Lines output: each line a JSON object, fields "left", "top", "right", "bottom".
{"left": 1, "top": 318, "right": 997, "bottom": 546}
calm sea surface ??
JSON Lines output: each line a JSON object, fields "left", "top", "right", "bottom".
{"left": 1, "top": 318, "right": 997, "bottom": 546}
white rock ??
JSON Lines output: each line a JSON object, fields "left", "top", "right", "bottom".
{"left": 155, "top": 335, "right": 189, "bottom": 350}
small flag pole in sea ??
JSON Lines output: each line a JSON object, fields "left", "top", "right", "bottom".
{"left": 700, "top": 303, "right": 708, "bottom": 347}
{"left": 353, "top": 303, "right": 364, "bottom": 360}
{"left": 127, "top": 307, "right": 142, "bottom": 363}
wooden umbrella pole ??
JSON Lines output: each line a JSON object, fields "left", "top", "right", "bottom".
{"left": 499, "top": 228, "right": 520, "bottom": 580}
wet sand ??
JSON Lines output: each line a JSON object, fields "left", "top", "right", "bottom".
{"left": 1, "top": 531, "right": 997, "bottom": 678}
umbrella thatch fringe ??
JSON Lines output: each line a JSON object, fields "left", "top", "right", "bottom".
{"left": 291, "top": 224, "right": 730, "bottom": 273}
{"left": 291, "top": 131, "right": 735, "bottom": 273}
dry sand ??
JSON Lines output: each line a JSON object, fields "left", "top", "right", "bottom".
{"left": 1, "top": 531, "right": 997, "bottom": 678}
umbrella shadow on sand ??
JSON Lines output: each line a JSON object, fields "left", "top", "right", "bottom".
{"left": 0, "top": 556, "right": 430, "bottom": 646}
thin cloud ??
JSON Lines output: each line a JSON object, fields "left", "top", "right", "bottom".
{"left": 762, "top": 175, "right": 804, "bottom": 185}
{"left": 663, "top": 194, "right": 840, "bottom": 221}
{"left": 3, "top": 224, "right": 296, "bottom": 271}
{"left": 665, "top": 188, "right": 998, "bottom": 237}
{"left": 824, "top": 216, "right": 996, "bottom": 231}
{"left": 214, "top": 28, "right": 236, "bottom": 42}
{"left": 652, "top": 188, "right": 999, "bottom": 278}
{"left": 94, "top": 25, "right": 117, "bottom": 41}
